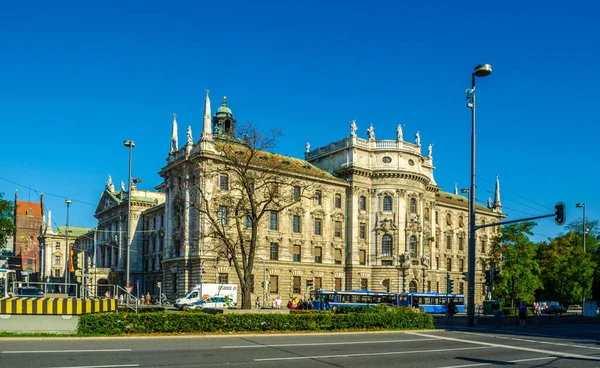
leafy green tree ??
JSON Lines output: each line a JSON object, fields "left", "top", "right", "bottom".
{"left": 539, "top": 219, "right": 598, "bottom": 306}
{"left": 489, "top": 222, "right": 543, "bottom": 308}
{"left": 0, "top": 192, "right": 16, "bottom": 250}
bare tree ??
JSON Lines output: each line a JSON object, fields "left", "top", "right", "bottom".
{"left": 191, "top": 122, "right": 315, "bottom": 309}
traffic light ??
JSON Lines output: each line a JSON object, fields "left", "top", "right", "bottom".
{"left": 461, "top": 272, "right": 468, "bottom": 282}
{"left": 492, "top": 269, "right": 500, "bottom": 283}
{"left": 484, "top": 270, "right": 491, "bottom": 285}
{"left": 555, "top": 202, "right": 566, "bottom": 226}
{"left": 446, "top": 273, "right": 454, "bottom": 293}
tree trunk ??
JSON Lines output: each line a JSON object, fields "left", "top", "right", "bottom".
{"left": 240, "top": 277, "right": 252, "bottom": 309}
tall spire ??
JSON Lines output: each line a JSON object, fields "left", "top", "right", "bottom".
{"left": 202, "top": 89, "right": 212, "bottom": 140}
{"left": 493, "top": 174, "right": 502, "bottom": 209}
{"left": 454, "top": 182, "right": 458, "bottom": 195}
{"left": 170, "top": 113, "right": 178, "bottom": 153}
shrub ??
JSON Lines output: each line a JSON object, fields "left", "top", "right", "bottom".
{"left": 77, "top": 307, "right": 434, "bottom": 335}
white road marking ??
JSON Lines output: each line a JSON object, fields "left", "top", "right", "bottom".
{"left": 254, "top": 346, "right": 490, "bottom": 361}
{"left": 224, "top": 337, "right": 434, "bottom": 348}
{"left": 457, "top": 331, "right": 600, "bottom": 351}
{"left": 407, "top": 332, "right": 600, "bottom": 361}
{"left": 438, "top": 356, "right": 555, "bottom": 368}
{"left": 43, "top": 365, "right": 138, "bottom": 368}
{"left": 2, "top": 349, "right": 132, "bottom": 354}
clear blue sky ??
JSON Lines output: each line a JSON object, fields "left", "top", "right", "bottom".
{"left": 1, "top": 0, "right": 598, "bottom": 242}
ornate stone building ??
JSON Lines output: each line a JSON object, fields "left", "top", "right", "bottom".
{"left": 155, "top": 91, "right": 506, "bottom": 306}
{"left": 13, "top": 191, "right": 44, "bottom": 281}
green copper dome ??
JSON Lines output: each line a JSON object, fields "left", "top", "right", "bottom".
{"left": 215, "top": 96, "right": 233, "bottom": 118}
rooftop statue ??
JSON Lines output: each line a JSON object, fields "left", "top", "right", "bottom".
{"left": 396, "top": 124, "right": 403, "bottom": 141}
{"left": 367, "top": 124, "right": 375, "bottom": 140}
{"left": 415, "top": 131, "right": 421, "bottom": 146}
{"left": 187, "top": 126, "right": 193, "bottom": 144}
{"left": 350, "top": 120, "right": 357, "bottom": 136}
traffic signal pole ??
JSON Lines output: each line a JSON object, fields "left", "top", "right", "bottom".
{"left": 466, "top": 203, "right": 565, "bottom": 327}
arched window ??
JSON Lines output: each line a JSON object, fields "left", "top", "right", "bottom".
{"left": 382, "top": 234, "right": 393, "bottom": 257}
{"left": 409, "top": 198, "right": 416, "bottom": 213}
{"left": 382, "top": 279, "right": 391, "bottom": 292}
{"left": 446, "top": 213, "right": 452, "bottom": 225}
{"left": 409, "top": 281, "right": 417, "bottom": 293}
{"left": 409, "top": 235, "right": 417, "bottom": 257}
{"left": 383, "top": 196, "right": 392, "bottom": 211}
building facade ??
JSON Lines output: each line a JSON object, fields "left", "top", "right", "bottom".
{"left": 13, "top": 191, "right": 44, "bottom": 281}
{"left": 153, "top": 92, "right": 506, "bottom": 306}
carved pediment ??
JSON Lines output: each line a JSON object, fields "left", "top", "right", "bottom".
{"left": 376, "top": 218, "right": 397, "bottom": 233}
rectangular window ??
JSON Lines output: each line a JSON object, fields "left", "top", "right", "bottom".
{"left": 446, "top": 235, "right": 452, "bottom": 250}
{"left": 54, "top": 269, "right": 61, "bottom": 277}
{"left": 314, "top": 219, "right": 322, "bottom": 235}
{"left": 293, "top": 186, "right": 301, "bottom": 201}
{"left": 427, "top": 281, "right": 431, "bottom": 292}
{"left": 446, "top": 258, "right": 452, "bottom": 272}
{"left": 360, "top": 278, "right": 368, "bottom": 290}
{"left": 481, "top": 240, "right": 487, "bottom": 254}
{"left": 292, "top": 245, "right": 301, "bottom": 262}
{"left": 359, "top": 250, "right": 366, "bottom": 265}
{"left": 314, "top": 247, "right": 322, "bottom": 263}
{"left": 334, "top": 193, "right": 342, "bottom": 208}
{"left": 218, "top": 273, "right": 229, "bottom": 284}
{"left": 292, "top": 215, "right": 301, "bottom": 233}
{"left": 382, "top": 260, "right": 393, "bottom": 266}
{"left": 269, "top": 211, "right": 278, "bottom": 231}
{"left": 334, "top": 278, "right": 342, "bottom": 291}
{"left": 314, "top": 277, "right": 322, "bottom": 290}
{"left": 293, "top": 276, "right": 301, "bottom": 294}
{"left": 459, "top": 259, "right": 464, "bottom": 272}
{"left": 435, "top": 211, "right": 439, "bottom": 224}
{"left": 314, "top": 190, "right": 322, "bottom": 205}
{"left": 245, "top": 212, "right": 252, "bottom": 227}
{"left": 436, "top": 281, "right": 440, "bottom": 293}
{"left": 334, "top": 221, "right": 342, "bottom": 238}
{"left": 219, "top": 174, "right": 229, "bottom": 190}
{"left": 359, "top": 196, "right": 366, "bottom": 211}
{"left": 334, "top": 248, "right": 342, "bottom": 264}
{"left": 359, "top": 223, "right": 366, "bottom": 239}
{"left": 459, "top": 282, "right": 464, "bottom": 295}
{"left": 218, "top": 205, "right": 228, "bottom": 225}
{"left": 269, "top": 242, "right": 279, "bottom": 260}
{"left": 270, "top": 183, "right": 280, "bottom": 197}
{"left": 435, "top": 256, "right": 440, "bottom": 270}
{"left": 270, "top": 275, "right": 278, "bottom": 293}
{"left": 27, "top": 259, "right": 33, "bottom": 265}
{"left": 458, "top": 237, "right": 464, "bottom": 251}
{"left": 54, "top": 256, "right": 60, "bottom": 265}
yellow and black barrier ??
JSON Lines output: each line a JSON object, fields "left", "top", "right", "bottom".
{"left": 0, "top": 297, "right": 117, "bottom": 315}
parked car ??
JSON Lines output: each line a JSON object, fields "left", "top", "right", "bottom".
{"left": 15, "top": 287, "right": 44, "bottom": 297}
{"left": 541, "top": 301, "right": 566, "bottom": 314}
{"left": 184, "top": 296, "right": 233, "bottom": 310}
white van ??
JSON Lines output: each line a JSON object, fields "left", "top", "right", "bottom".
{"left": 174, "top": 283, "right": 238, "bottom": 310}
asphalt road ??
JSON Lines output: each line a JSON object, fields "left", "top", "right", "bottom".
{"left": 2, "top": 324, "right": 600, "bottom": 368}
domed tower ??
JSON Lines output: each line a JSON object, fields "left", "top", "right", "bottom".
{"left": 212, "top": 96, "right": 236, "bottom": 138}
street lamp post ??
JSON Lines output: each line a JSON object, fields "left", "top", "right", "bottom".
{"left": 576, "top": 202, "right": 586, "bottom": 312}
{"left": 576, "top": 203, "right": 586, "bottom": 253}
{"left": 466, "top": 63, "right": 492, "bottom": 327}
{"left": 257, "top": 257, "right": 266, "bottom": 308}
{"left": 65, "top": 199, "right": 72, "bottom": 294}
{"left": 124, "top": 140, "right": 135, "bottom": 296}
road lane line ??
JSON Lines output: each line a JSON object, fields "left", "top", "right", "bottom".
{"left": 254, "top": 346, "right": 490, "bottom": 361}
{"left": 42, "top": 365, "right": 138, "bottom": 368}
{"left": 407, "top": 332, "right": 600, "bottom": 361}
{"left": 224, "top": 338, "right": 434, "bottom": 348}
{"left": 457, "top": 331, "right": 600, "bottom": 351}
{"left": 438, "top": 356, "right": 555, "bottom": 368}
{"left": 2, "top": 349, "right": 132, "bottom": 354}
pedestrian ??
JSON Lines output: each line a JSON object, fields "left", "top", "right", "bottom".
{"left": 255, "top": 297, "right": 261, "bottom": 308}
{"left": 275, "top": 296, "right": 281, "bottom": 309}
{"left": 519, "top": 301, "right": 527, "bottom": 327}
{"left": 447, "top": 298, "right": 457, "bottom": 326}
{"left": 492, "top": 298, "right": 503, "bottom": 328}
{"left": 146, "top": 292, "right": 151, "bottom": 304}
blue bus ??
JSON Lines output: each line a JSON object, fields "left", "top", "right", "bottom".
{"left": 398, "top": 292, "right": 465, "bottom": 313}
{"left": 312, "top": 289, "right": 400, "bottom": 310}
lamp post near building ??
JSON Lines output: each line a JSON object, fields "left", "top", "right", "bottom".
{"left": 123, "top": 140, "right": 135, "bottom": 295}
{"left": 466, "top": 63, "right": 492, "bottom": 327}
{"left": 65, "top": 199, "right": 72, "bottom": 294}
{"left": 257, "top": 257, "right": 267, "bottom": 308}
{"left": 576, "top": 203, "right": 586, "bottom": 253}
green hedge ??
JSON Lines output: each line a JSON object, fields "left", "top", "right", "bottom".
{"left": 77, "top": 307, "right": 434, "bottom": 335}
